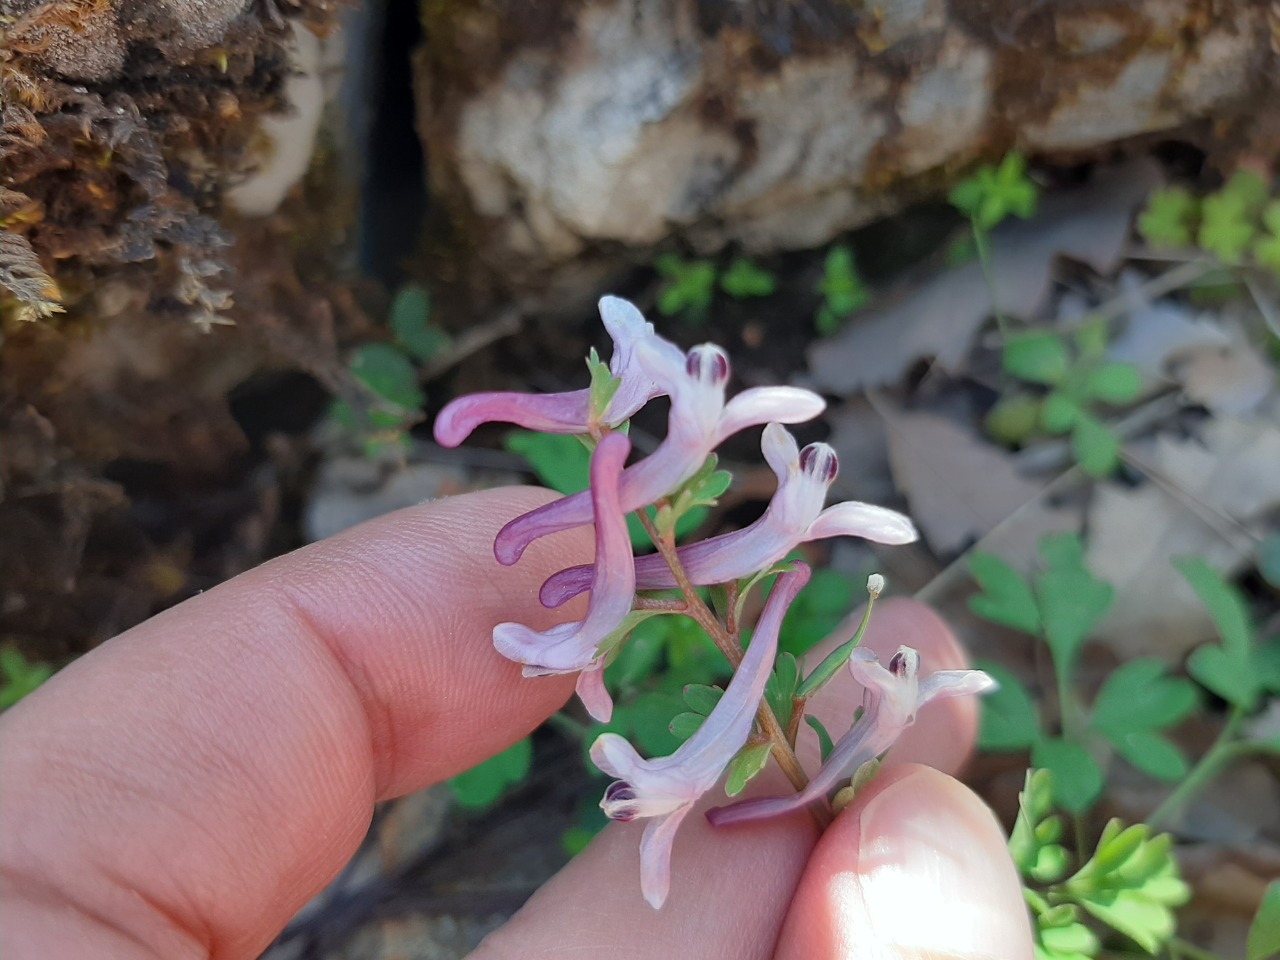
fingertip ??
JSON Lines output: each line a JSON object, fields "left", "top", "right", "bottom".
{"left": 776, "top": 764, "right": 1034, "bottom": 960}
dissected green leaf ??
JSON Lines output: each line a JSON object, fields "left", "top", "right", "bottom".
{"left": 683, "top": 683, "right": 725, "bottom": 715}
{"left": 1032, "top": 738, "right": 1104, "bottom": 814}
{"left": 969, "top": 552, "right": 1042, "bottom": 634}
{"left": 805, "top": 714, "right": 835, "bottom": 762}
{"left": 719, "top": 258, "right": 777, "bottom": 299}
{"left": 448, "top": 737, "right": 533, "bottom": 810}
{"left": 950, "top": 152, "right": 1039, "bottom": 230}
{"left": 668, "top": 711, "right": 705, "bottom": 741}
{"left": 1199, "top": 186, "right": 1257, "bottom": 264}
{"left": 1219, "top": 170, "right": 1270, "bottom": 216}
{"left": 1005, "top": 332, "right": 1070, "bottom": 385}
{"left": 1248, "top": 880, "right": 1280, "bottom": 960}
{"left": 1176, "top": 557, "right": 1260, "bottom": 710}
{"left": 976, "top": 661, "right": 1041, "bottom": 751}
{"left": 1035, "top": 534, "right": 1114, "bottom": 680}
{"left": 1137, "top": 187, "right": 1200, "bottom": 249}
{"left": 817, "top": 244, "right": 870, "bottom": 325}
{"left": 1041, "top": 391, "right": 1080, "bottom": 435}
{"left": 656, "top": 255, "right": 717, "bottom": 320}
{"left": 1065, "top": 820, "right": 1190, "bottom": 954}
{"left": 725, "top": 741, "right": 774, "bottom": 797}
{"left": 1255, "top": 201, "right": 1280, "bottom": 274}
{"left": 506, "top": 430, "right": 590, "bottom": 495}
{"left": 1090, "top": 659, "right": 1197, "bottom": 740}
{"left": 987, "top": 393, "right": 1043, "bottom": 445}
{"left": 587, "top": 347, "right": 623, "bottom": 420}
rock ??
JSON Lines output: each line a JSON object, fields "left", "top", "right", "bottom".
{"left": 417, "top": 0, "right": 1275, "bottom": 308}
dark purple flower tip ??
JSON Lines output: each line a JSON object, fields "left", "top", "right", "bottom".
{"left": 603, "top": 780, "right": 640, "bottom": 821}
{"left": 799, "top": 443, "right": 839, "bottom": 483}
{"left": 889, "top": 649, "right": 918, "bottom": 677}
{"left": 685, "top": 345, "right": 730, "bottom": 386}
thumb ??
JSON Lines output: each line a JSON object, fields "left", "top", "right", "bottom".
{"left": 775, "top": 764, "right": 1033, "bottom": 960}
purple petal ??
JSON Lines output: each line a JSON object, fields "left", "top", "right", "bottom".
{"left": 639, "top": 806, "right": 692, "bottom": 909}
{"left": 433, "top": 390, "right": 591, "bottom": 448}
{"left": 576, "top": 664, "right": 614, "bottom": 723}
{"left": 918, "top": 668, "right": 998, "bottom": 707}
{"left": 711, "top": 386, "right": 825, "bottom": 446}
{"left": 540, "top": 564, "right": 593, "bottom": 608}
{"left": 806, "top": 502, "right": 919, "bottom": 545}
{"left": 491, "top": 433, "right": 635, "bottom": 673}
{"left": 598, "top": 296, "right": 664, "bottom": 422}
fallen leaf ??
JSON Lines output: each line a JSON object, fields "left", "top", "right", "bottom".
{"left": 1087, "top": 411, "right": 1280, "bottom": 657}
{"left": 1173, "top": 328, "right": 1275, "bottom": 416}
{"left": 809, "top": 161, "right": 1160, "bottom": 392}
{"left": 879, "top": 404, "right": 1076, "bottom": 558}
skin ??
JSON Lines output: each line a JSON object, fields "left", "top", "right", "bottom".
{"left": 0, "top": 488, "right": 1034, "bottom": 960}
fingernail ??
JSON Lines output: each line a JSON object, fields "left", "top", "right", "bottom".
{"left": 848, "top": 767, "right": 1034, "bottom": 959}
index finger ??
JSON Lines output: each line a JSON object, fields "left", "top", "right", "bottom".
{"left": 0, "top": 487, "right": 593, "bottom": 960}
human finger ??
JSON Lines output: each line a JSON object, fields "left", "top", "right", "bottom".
{"left": 0, "top": 488, "right": 592, "bottom": 960}
{"left": 469, "top": 597, "right": 982, "bottom": 960}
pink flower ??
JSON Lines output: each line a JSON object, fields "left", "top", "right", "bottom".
{"left": 707, "top": 646, "right": 995, "bottom": 827}
{"left": 495, "top": 344, "right": 826, "bottom": 565}
{"left": 433, "top": 297, "right": 661, "bottom": 447}
{"left": 491, "top": 433, "right": 634, "bottom": 722}
{"left": 540, "top": 423, "right": 917, "bottom": 607}
{"left": 591, "top": 564, "right": 812, "bottom": 908}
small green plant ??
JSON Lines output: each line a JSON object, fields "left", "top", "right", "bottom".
{"left": 655, "top": 254, "right": 718, "bottom": 323}
{"left": 950, "top": 152, "right": 1040, "bottom": 232}
{"left": 718, "top": 258, "right": 777, "bottom": 300}
{"left": 972, "top": 536, "right": 1280, "bottom": 820}
{"left": 1013, "top": 770, "right": 1190, "bottom": 960}
{"left": 0, "top": 647, "right": 52, "bottom": 709}
{"left": 655, "top": 254, "right": 776, "bottom": 324}
{"left": 814, "top": 244, "right": 870, "bottom": 335}
{"left": 985, "top": 319, "right": 1142, "bottom": 477}
{"left": 329, "top": 284, "right": 450, "bottom": 456}
{"left": 1138, "top": 171, "right": 1280, "bottom": 275}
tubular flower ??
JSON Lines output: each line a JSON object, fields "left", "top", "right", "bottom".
{"left": 495, "top": 342, "right": 826, "bottom": 566}
{"left": 491, "top": 433, "right": 634, "bottom": 722}
{"left": 540, "top": 423, "right": 918, "bottom": 607}
{"left": 707, "top": 646, "right": 995, "bottom": 827}
{"left": 591, "top": 564, "right": 812, "bottom": 909}
{"left": 433, "top": 296, "right": 662, "bottom": 447}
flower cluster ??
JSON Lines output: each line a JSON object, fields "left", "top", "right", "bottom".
{"left": 435, "top": 296, "right": 994, "bottom": 908}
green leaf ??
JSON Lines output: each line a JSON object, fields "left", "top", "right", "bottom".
{"left": 447, "top": 737, "right": 533, "bottom": 810}
{"left": 765, "top": 652, "right": 800, "bottom": 730}
{"left": 1110, "top": 730, "right": 1190, "bottom": 782}
{"left": 987, "top": 393, "right": 1043, "bottom": 445}
{"left": 683, "top": 683, "right": 725, "bottom": 715}
{"left": 1090, "top": 658, "right": 1198, "bottom": 743}
{"left": 587, "top": 347, "right": 623, "bottom": 421}
{"left": 1004, "top": 332, "right": 1070, "bottom": 385}
{"left": 390, "top": 284, "right": 449, "bottom": 364}
{"left": 805, "top": 714, "right": 835, "bottom": 762}
{"left": 1199, "top": 185, "right": 1258, "bottom": 264}
{"left": 817, "top": 245, "right": 870, "bottom": 323}
{"left": 656, "top": 255, "right": 716, "bottom": 321}
{"left": 1137, "top": 187, "right": 1200, "bottom": 248}
{"left": 1247, "top": 880, "right": 1280, "bottom": 960}
{"left": 613, "top": 691, "right": 685, "bottom": 757}
{"left": 1032, "top": 738, "right": 1103, "bottom": 814}
{"left": 1041, "top": 391, "right": 1080, "bottom": 435}
{"left": 668, "top": 711, "right": 705, "bottom": 741}
{"left": 0, "top": 648, "right": 53, "bottom": 709}
{"left": 350, "top": 342, "right": 424, "bottom": 411}
{"left": 505, "top": 431, "right": 590, "bottom": 495}
{"left": 1254, "top": 201, "right": 1280, "bottom": 274}
{"left": 1010, "top": 769, "right": 1071, "bottom": 884}
{"left": 950, "top": 152, "right": 1039, "bottom": 229}
{"left": 976, "top": 661, "right": 1041, "bottom": 751}
{"left": 1219, "top": 170, "right": 1270, "bottom": 216}
{"left": 1084, "top": 363, "right": 1141, "bottom": 405}
{"left": 1176, "top": 557, "right": 1260, "bottom": 710}
{"left": 969, "top": 552, "right": 1041, "bottom": 634}
{"left": 719, "top": 258, "right": 776, "bottom": 299}
{"left": 725, "top": 741, "right": 773, "bottom": 797}
{"left": 1035, "top": 533, "right": 1113, "bottom": 681}
{"left": 1065, "top": 820, "right": 1190, "bottom": 954}
{"left": 1071, "top": 413, "right": 1120, "bottom": 477}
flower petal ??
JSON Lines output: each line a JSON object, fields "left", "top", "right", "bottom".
{"left": 598, "top": 296, "right": 664, "bottom": 422}
{"left": 492, "top": 433, "right": 635, "bottom": 674}
{"left": 433, "top": 390, "right": 590, "bottom": 448}
{"left": 575, "top": 662, "right": 614, "bottom": 723}
{"left": 805, "top": 501, "right": 919, "bottom": 545}
{"left": 711, "top": 386, "right": 825, "bottom": 446}
{"left": 590, "top": 732, "right": 647, "bottom": 783}
{"left": 918, "top": 668, "right": 998, "bottom": 707}
{"left": 761, "top": 421, "right": 800, "bottom": 477}
{"left": 639, "top": 806, "right": 693, "bottom": 909}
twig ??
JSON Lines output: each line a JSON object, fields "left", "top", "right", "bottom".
{"left": 424, "top": 308, "right": 522, "bottom": 380}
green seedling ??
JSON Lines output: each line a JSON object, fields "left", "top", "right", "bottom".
{"left": 814, "top": 244, "right": 870, "bottom": 335}
{"left": 655, "top": 254, "right": 717, "bottom": 324}
{"left": 447, "top": 737, "right": 533, "bottom": 810}
{"left": 950, "top": 152, "right": 1040, "bottom": 232}
{"left": 986, "top": 320, "right": 1141, "bottom": 477}
{"left": 0, "top": 647, "right": 52, "bottom": 709}
{"left": 719, "top": 258, "right": 776, "bottom": 300}
{"left": 1139, "top": 171, "right": 1280, "bottom": 277}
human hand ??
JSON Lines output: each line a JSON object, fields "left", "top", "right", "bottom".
{"left": 0, "top": 488, "right": 1032, "bottom": 960}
